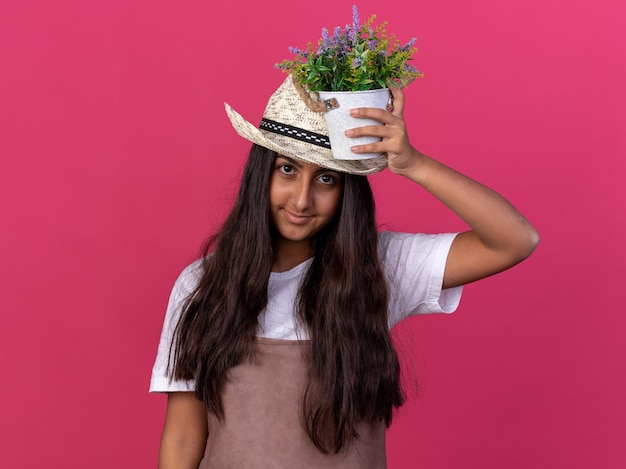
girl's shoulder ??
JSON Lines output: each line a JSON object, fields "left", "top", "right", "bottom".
{"left": 172, "top": 258, "right": 205, "bottom": 299}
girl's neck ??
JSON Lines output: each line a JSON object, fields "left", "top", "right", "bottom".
{"left": 271, "top": 239, "right": 313, "bottom": 272}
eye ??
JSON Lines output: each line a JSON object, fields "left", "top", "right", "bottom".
{"left": 317, "top": 173, "right": 337, "bottom": 185}
{"left": 278, "top": 164, "right": 295, "bottom": 175}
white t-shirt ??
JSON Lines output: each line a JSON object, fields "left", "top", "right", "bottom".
{"left": 150, "top": 231, "right": 463, "bottom": 392}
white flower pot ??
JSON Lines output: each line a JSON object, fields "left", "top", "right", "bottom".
{"left": 318, "top": 88, "right": 391, "bottom": 160}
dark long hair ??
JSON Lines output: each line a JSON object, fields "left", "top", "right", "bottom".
{"left": 171, "top": 144, "right": 403, "bottom": 453}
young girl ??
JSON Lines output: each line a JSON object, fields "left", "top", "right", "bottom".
{"left": 150, "top": 76, "right": 539, "bottom": 468}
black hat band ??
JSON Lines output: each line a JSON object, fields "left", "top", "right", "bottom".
{"left": 260, "top": 118, "right": 331, "bottom": 149}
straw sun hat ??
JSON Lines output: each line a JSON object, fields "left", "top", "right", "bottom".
{"left": 224, "top": 75, "right": 388, "bottom": 175}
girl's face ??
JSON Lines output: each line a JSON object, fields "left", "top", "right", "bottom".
{"left": 269, "top": 155, "right": 344, "bottom": 255}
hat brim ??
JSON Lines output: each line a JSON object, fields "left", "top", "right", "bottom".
{"left": 224, "top": 103, "right": 387, "bottom": 175}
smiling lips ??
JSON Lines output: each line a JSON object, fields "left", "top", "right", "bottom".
{"left": 283, "top": 209, "right": 313, "bottom": 225}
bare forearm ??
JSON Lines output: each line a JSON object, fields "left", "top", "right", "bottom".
{"left": 158, "top": 433, "right": 206, "bottom": 469}
{"left": 158, "top": 392, "right": 208, "bottom": 469}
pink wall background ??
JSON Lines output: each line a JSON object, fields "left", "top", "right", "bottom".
{"left": 1, "top": 0, "right": 624, "bottom": 467}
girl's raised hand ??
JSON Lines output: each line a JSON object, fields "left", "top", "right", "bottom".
{"left": 346, "top": 84, "right": 424, "bottom": 175}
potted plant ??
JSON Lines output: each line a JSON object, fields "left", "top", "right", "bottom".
{"left": 276, "top": 5, "right": 422, "bottom": 160}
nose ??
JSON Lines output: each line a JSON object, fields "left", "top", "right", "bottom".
{"left": 292, "top": 178, "right": 313, "bottom": 211}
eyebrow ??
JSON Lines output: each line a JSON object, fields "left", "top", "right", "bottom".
{"left": 276, "top": 155, "right": 303, "bottom": 168}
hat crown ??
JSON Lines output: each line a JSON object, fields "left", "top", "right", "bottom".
{"left": 262, "top": 77, "right": 328, "bottom": 136}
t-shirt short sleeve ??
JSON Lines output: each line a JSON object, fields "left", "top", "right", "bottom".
{"left": 379, "top": 231, "right": 463, "bottom": 328}
{"left": 149, "top": 261, "right": 202, "bottom": 393}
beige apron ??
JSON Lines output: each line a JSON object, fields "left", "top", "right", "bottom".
{"left": 199, "top": 338, "right": 387, "bottom": 468}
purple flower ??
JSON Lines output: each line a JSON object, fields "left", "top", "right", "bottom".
{"left": 330, "top": 26, "right": 350, "bottom": 55}
{"left": 288, "top": 46, "right": 302, "bottom": 55}
{"left": 352, "top": 57, "right": 362, "bottom": 68}
{"left": 399, "top": 38, "right": 417, "bottom": 52}
{"left": 351, "top": 5, "right": 360, "bottom": 45}
{"left": 319, "top": 27, "right": 331, "bottom": 53}
{"left": 332, "top": 26, "right": 342, "bottom": 46}
{"left": 346, "top": 24, "right": 355, "bottom": 45}
{"left": 368, "top": 39, "right": 377, "bottom": 50}
{"left": 352, "top": 5, "right": 360, "bottom": 31}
